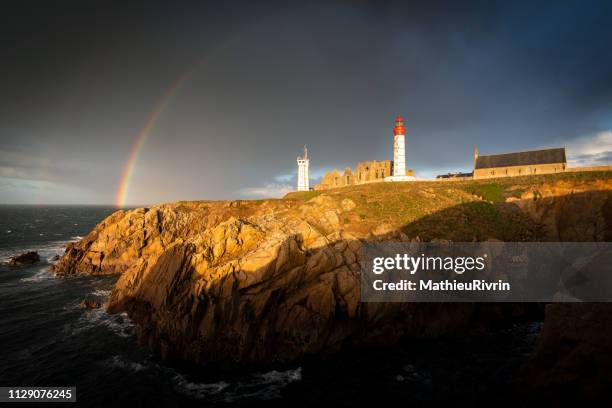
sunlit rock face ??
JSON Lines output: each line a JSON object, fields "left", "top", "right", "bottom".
{"left": 54, "top": 174, "right": 612, "bottom": 367}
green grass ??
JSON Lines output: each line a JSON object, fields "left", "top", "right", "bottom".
{"left": 459, "top": 170, "right": 612, "bottom": 202}
{"left": 464, "top": 183, "right": 505, "bottom": 202}
{"left": 399, "top": 201, "right": 537, "bottom": 241}
{"left": 278, "top": 170, "right": 612, "bottom": 239}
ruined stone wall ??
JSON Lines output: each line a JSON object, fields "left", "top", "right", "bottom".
{"left": 355, "top": 160, "right": 393, "bottom": 183}
{"left": 316, "top": 160, "right": 395, "bottom": 190}
{"left": 315, "top": 168, "right": 354, "bottom": 190}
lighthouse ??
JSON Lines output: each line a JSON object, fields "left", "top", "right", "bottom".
{"left": 385, "top": 115, "right": 416, "bottom": 182}
{"left": 393, "top": 115, "right": 406, "bottom": 177}
{"left": 297, "top": 145, "right": 310, "bottom": 191}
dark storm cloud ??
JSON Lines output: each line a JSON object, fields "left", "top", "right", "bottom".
{"left": 0, "top": 0, "right": 611, "bottom": 204}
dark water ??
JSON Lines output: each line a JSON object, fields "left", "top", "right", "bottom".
{"left": 0, "top": 206, "right": 541, "bottom": 407}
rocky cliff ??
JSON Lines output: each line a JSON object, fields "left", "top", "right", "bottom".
{"left": 54, "top": 173, "right": 612, "bottom": 372}
{"left": 54, "top": 193, "right": 488, "bottom": 363}
{"left": 516, "top": 303, "right": 612, "bottom": 403}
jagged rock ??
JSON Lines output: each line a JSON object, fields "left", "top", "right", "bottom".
{"left": 372, "top": 223, "right": 394, "bottom": 236}
{"left": 79, "top": 298, "right": 102, "bottom": 309}
{"left": 9, "top": 251, "right": 40, "bottom": 266}
{"left": 341, "top": 198, "right": 356, "bottom": 211}
{"left": 517, "top": 304, "right": 612, "bottom": 403}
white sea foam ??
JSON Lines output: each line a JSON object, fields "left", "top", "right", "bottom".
{"left": 173, "top": 375, "right": 230, "bottom": 398}
{"left": 20, "top": 268, "right": 52, "bottom": 283}
{"left": 106, "top": 355, "right": 147, "bottom": 373}
{"left": 90, "top": 289, "right": 112, "bottom": 297}
{"left": 0, "top": 238, "right": 73, "bottom": 264}
{"left": 173, "top": 367, "right": 302, "bottom": 402}
{"left": 69, "top": 309, "right": 134, "bottom": 338}
{"left": 397, "top": 364, "right": 431, "bottom": 385}
{"left": 37, "top": 242, "right": 70, "bottom": 261}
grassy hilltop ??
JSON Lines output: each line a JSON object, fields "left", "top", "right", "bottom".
{"left": 284, "top": 170, "right": 612, "bottom": 242}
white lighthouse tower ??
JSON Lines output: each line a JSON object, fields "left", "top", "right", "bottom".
{"left": 386, "top": 115, "right": 416, "bottom": 182}
{"left": 297, "top": 145, "right": 310, "bottom": 191}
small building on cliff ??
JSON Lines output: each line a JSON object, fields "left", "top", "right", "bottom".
{"left": 473, "top": 146, "right": 567, "bottom": 179}
{"left": 436, "top": 171, "right": 473, "bottom": 179}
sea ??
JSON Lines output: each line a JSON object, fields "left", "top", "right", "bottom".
{"left": 0, "top": 205, "right": 542, "bottom": 407}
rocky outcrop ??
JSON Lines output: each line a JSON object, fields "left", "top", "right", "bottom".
{"left": 516, "top": 303, "right": 612, "bottom": 403}
{"left": 508, "top": 179, "right": 612, "bottom": 241}
{"left": 53, "top": 175, "right": 612, "bottom": 369}
{"left": 9, "top": 251, "right": 40, "bottom": 266}
{"left": 108, "top": 236, "right": 481, "bottom": 363}
{"left": 507, "top": 179, "right": 612, "bottom": 401}
{"left": 53, "top": 188, "right": 518, "bottom": 363}
{"left": 79, "top": 298, "right": 103, "bottom": 309}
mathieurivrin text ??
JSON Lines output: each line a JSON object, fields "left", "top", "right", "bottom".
{"left": 370, "top": 253, "right": 511, "bottom": 292}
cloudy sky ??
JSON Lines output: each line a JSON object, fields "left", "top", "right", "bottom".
{"left": 1, "top": 0, "right": 611, "bottom": 205}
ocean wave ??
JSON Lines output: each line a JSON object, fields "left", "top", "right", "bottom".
{"left": 105, "top": 355, "right": 147, "bottom": 373}
{"left": 173, "top": 367, "right": 302, "bottom": 402}
{"left": 68, "top": 309, "right": 134, "bottom": 338}
{"left": 173, "top": 376, "right": 230, "bottom": 398}
{"left": 71, "top": 236, "right": 83, "bottom": 241}
{"left": 90, "top": 289, "right": 112, "bottom": 297}
{"left": 0, "top": 238, "right": 75, "bottom": 263}
{"left": 20, "top": 268, "right": 53, "bottom": 283}
{"left": 396, "top": 364, "right": 432, "bottom": 385}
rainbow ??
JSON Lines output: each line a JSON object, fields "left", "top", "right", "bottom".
{"left": 115, "top": 70, "right": 195, "bottom": 207}
{"left": 114, "top": 25, "right": 256, "bottom": 207}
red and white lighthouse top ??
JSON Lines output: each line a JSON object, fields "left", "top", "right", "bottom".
{"left": 393, "top": 115, "right": 406, "bottom": 136}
